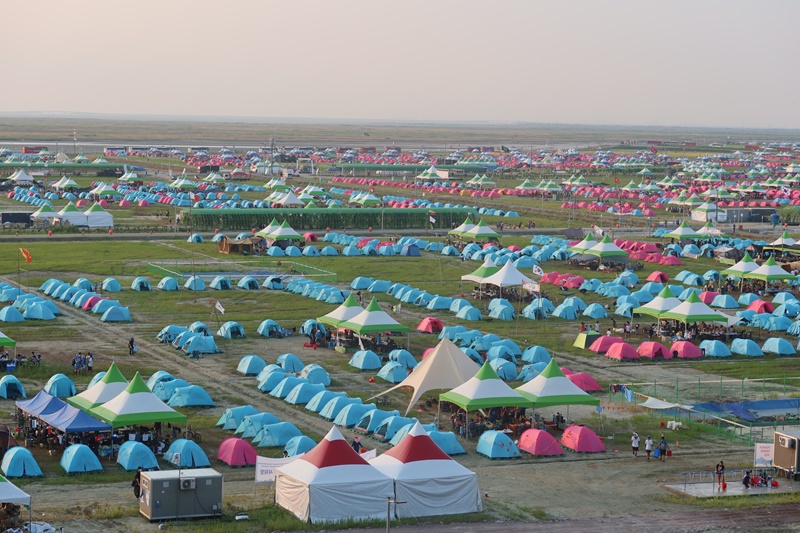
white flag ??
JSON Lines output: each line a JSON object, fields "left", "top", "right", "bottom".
{"left": 532, "top": 265, "right": 545, "bottom": 277}
{"left": 215, "top": 301, "right": 225, "bottom": 314}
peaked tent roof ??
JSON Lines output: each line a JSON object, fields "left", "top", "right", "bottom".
{"left": 742, "top": 257, "right": 797, "bottom": 282}
{"left": 585, "top": 235, "right": 628, "bottom": 258}
{"left": 371, "top": 338, "right": 480, "bottom": 415}
{"left": 267, "top": 220, "right": 304, "bottom": 240}
{"left": 567, "top": 234, "right": 597, "bottom": 254}
{"left": 67, "top": 362, "right": 128, "bottom": 410}
{"left": 481, "top": 261, "right": 534, "bottom": 288}
{"left": 317, "top": 294, "right": 364, "bottom": 328}
{"left": 89, "top": 372, "right": 187, "bottom": 427}
{"left": 339, "top": 298, "right": 409, "bottom": 334}
{"left": 440, "top": 361, "right": 531, "bottom": 411}
{"left": 721, "top": 252, "right": 759, "bottom": 276}
{"left": 660, "top": 292, "right": 728, "bottom": 323}
{"left": 663, "top": 221, "right": 703, "bottom": 240}
{"left": 634, "top": 286, "right": 682, "bottom": 318}
{"left": 515, "top": 359, "right": 599, "bottom": 407}
{"left": 461, "top": 220, "right": 500, "bottom": 240}
{"left": 461, "top": 257, "right": 499, "bottom": 283}
{"left": 0, "top": 475, "right": 30, "bottom": 505}
{"left": 448, "top": 217, "right": 475, "bottom": 236}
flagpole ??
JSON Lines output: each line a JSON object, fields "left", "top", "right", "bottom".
{"left": 17, "top": 250, "right": 21, "bottom": 299}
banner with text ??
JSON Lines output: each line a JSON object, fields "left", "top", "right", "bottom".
{"left": 754, "top": 442, "right": 774, "bottom": 467}
{"left": 255, "top": 454, "right": 304, "bottom": 483}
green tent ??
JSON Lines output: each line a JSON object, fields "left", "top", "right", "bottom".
{"left": 515, "top": 360, "right": 599, "bottom": 408}
{"left": 660, "top": 292, "right": 727, "bottom": 324}
{"left": 90, "top": 372, "right": 187, "bottom": 428}
{"left": 67, "top": 363, "right": 128, "bottom": 410}
{"left": 440, "top": 361, "right": 531, "bottom": 411}
{"left": 339, "top": 298, "right": 409, "bottom": 334}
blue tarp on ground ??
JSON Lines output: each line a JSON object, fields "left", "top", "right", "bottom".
{"left": 61, "top": 444, "right": 103, "bottom": 473}
{"left": 117, "top": 441, "right": 159, "bottom": 471}
{"left": 1, "top": 447, "right": 42, "bottom": 477}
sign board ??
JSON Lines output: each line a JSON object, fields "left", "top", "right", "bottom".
{"left": 754, "top": 442, "right": 774, "bottom": 467}
{"left": 255, "top": 454, "right": 303, "bottom": 483}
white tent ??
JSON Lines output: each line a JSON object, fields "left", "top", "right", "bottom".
{"left": 370, "top": 338, "right": 479, "bottom": 415}
{"left": 54, "top": 202, "right": 87, "bottom": 226}
{"left": 275, "top": 426, "right": 393, "bottom": 523}
{"left": 370, "top": 422, "right": 481, "bottom": 518}
{"left": 481, "top": 261, "right": 535, "bottom": 288}
{"left": 9, "top": 169, "right": 34, "bottom": 184}
{"left": 0, "top": 475, "right": 30, "bottom": 505}
{"left": 84, "top": 203, "right": 114, "bottom": 228}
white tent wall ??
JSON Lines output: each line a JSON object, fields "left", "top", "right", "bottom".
{"left": 393, "top": 473, "right": 481, "bottom": 518}
{"left": 84, "top": 210, "right": 114, "bottom": 228}
{"left": 275, "top": 466, "right": 393, "bottom": 523}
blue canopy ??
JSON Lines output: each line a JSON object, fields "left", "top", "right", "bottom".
{"left": 16, "top": 391, "right": 65, "bottom": 417}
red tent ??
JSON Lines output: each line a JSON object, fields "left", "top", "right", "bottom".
{"left": 518, "top": 429, "right": 564, "bottom": 456}
{"left": 659, "top": 256, "right": 683, "bottom": 266}
{"left": 604, "top": 342, "right": 640, "bottom": 361}
{"left": 217, "top": 437, "right": 257, "bottom": 466}
{"left": 669, "top": 340, "right": 703, "bottom": 359}
{"left": 637, "top": 341, "right": 672, "bottom": 359}
{"left": 560, "top": 425, "right": 605, "bottom": 453}
{"left": 588, "top": 336, "right": 623, "bottom": 354}
{"left": 416, "top": 317, "right": 443, "bottom": 334}
{"left": 747, "top": 300, "right": 774, "bottom": 313}
{"left": 303, "top": 232, "right": 318, "bottom": 242}
{"left": 81, "top": 296, "right": 105, "bottom": 311}
{"left": 646, "top": 271, "right": 669, "bottom": 283}
{"left": 567, "top": 372, "right": 603, "bottom": 392}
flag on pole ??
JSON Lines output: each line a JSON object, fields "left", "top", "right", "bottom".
{"left": 613, "top": 176, "right": 620, "bottom": 185}
{"left": 215, "top": 301, "right": 225, "bottom": 314}
{"left": 429, "top": 216, "right": 436, "bottom": 224}
{"left": 532, "top": 264, "right": 544, "bottom": 277}
{"left": 19, "top": 249, "right": 32, "bottom": 264}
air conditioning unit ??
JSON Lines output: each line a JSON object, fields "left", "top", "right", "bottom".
{"left": 180, "top": 478, "right": 196, "bottom": 490}
{"left": 779, "top": 436, "right": 796, "bottom": 449}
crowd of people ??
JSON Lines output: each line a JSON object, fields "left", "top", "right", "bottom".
{"left": 71, "top": 352, "right": 94, "bottom": 374}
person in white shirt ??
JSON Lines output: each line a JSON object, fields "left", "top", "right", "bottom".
{"left": 644, "top": 436, "right": 653, "bottom": 461}
{"left": 631, "top": 432, "right": 640, "bottom": 458}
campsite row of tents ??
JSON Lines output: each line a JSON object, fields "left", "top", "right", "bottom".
{"left": 37, "top": 278, "right": 131, "bottom": 322}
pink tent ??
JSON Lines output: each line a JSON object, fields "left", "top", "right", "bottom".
{"left": 567, "top": 372, "right": 603, "bottom": 392}
{"left": 646, "top": 271, "right": 669, "bottom": 282}
{"left": 75, "top": 199, "right": 88, "bottom": 207}
{"left": 518, "top": 429, "right": 564, "bottom": 456}
{"left": 560, "top": 425, "right": 605, "bottom": 453}
{"left": 118, "top": 199, "right": 131, "bottom": 207}
{"left": 217, "top": 437, "right": 257, "bottom": 466}
{"left": 747, "top": 300, "right": 773, "bottom": 313}
{"left": 698, "top": 291, "right": 719, "bottom": 304}
{"left": 637, "top": 341, "right": 672, "bottom": 360}
{"left": 669, "top": 341, "right": 703, "bottom": 359}
{"left": 421, "top": 347, "right": 436, "bottom": 360}
{"left": 604, "top": 342, "right": 640, "bottom": 361}
{"left": 588, "top": 336, "right": 623, "bottom": 354}
{"left": 659, "top": 256, "right": 682, "bottom": 266}
{"left": 303, "top": 232, "right": 318, "bottom": 242}
{"left": 81, "top": 296, "right": 105, "bottom": 311}
{"left": 560, "top": 367, "right": 574, "bottom": 376}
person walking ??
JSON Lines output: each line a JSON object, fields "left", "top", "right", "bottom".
{"left": 128, "top": 337, "right": 136, "bottom": 356}
{"left": 716, "top": 461, "right": 725, "bottom": 489}
{"left": 658, "top": 435, "right": 669, "bottom": 461}
{"left": 631, "top": 432, "right": 640, "bottom": 458}
{"left": 644, "top": 435, "right": 654, "bottom": 461}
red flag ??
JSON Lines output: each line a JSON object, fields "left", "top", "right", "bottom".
{"left": 614, "top": 177, "right": 620, "bottom": 185}
{"left": 650, "top": 145, "right": 658, "bottom": 154}
{"left": 19, "top": 249, "right": 31, "bottom": 264}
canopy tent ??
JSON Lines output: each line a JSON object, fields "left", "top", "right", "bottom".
{"left": 720, "top": 252, "right": 759, "bottom": 277}
{"left": 89, "top": 372, "right": 187, "bottom": 428}
{"left": 440, "top": 361, "right": 531, "bottom": 411}
{"left": 338, "top": 298, "right": 409, "bottom": 334}
{"left": 371, "top": 338, "right": 480, "bottom": 415}
{"left": 40, "top": 403, "right": 111, "bottom": 434}
{"left": 448, "top": 217, "right": 475, "bottom": 237}
{"left": 584, "top": 235, "right": 628, "bottom": 259}
{"left": 0, "top": 475, "right": 30, "bottom": 505}
{"left": 16, "top": 390, "right": 65, "bottom": 418}
{"left": 369, "top": 422, "right": 481, "bottom": 518}
{"left": 567, "top": 234, "right": 598, "bottom": 254}
{"left": 460, "top": 258, "right": 499, "bottom": 284}
{"left": 660, "top": 292, "right": 729, "bottom": 324}
{"left": 67, "top": 362, "right": 128, "bottom": 410}
{"left": 480, "top": 261, "right": 535, "bottom": 289}
{"left": 633, "top": 287, "right": 682, "bottom": 318}
{"left": 515, "top": 360, "right": 599, "bottom": 408}
{"left": 460, "top": 220, "right": 500, "bottom": 241}
{"left": 275, "top": 426, "right": 394, "bottom": 523}
{"left": 663, "top": 221, "right": 703, "bottom": 240}
{"left": 742, "top": 257, "right": 797, "bottom": 282}
{"left": 317, "top": 294, "right": 364, "bottom": 328}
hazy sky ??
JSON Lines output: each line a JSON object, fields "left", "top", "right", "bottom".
{"left": 3, "top": 0, "right": 799, "bottom": 128}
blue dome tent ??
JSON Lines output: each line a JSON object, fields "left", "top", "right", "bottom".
{"left": 257, "top": 319, "right": 282, "bottom": 337}
{"left": 730, "top": 338, "right": 764, "bottom": 357}
{"left": 348, "top": 350, "right": 381, "bottom": 370}
{"left": 215, "top": 405, "right": 259, "bottom": 430}
{"left": 44, "top": 374, "right": 76, "bottom": 398}
{"left": 277, "top": 353, "right": 304, "bottom": 372}
{"left": 284, "top": 436, "right": 316, "bottom": 457}
{"left": 521, "top": 346, "right": 551, "bottom": 364}
{"left": 61, "top": 444, "right": 103, "bottom": 473}
{"left": 334, "top": 403, "right": 377, "bottom": 428}
{"left": 131, "top": 277, "right": 152, "bottom": 291}
{"left": 165, "top": 439, "right": 210, "bottom": 467}
{"left": 167, "top": 385, "right": 215, "bottom": 407}
{"left": 237, "top": 355, "right": 266, "bottom": 375}
{"left": 116, "top": 441, "right": 158, "bottom": 471}
{"left": 377, "top": 362, "right": 407, "bottom": 383}
{"left": 237, "top": 276, "right": 260, "bottom": 290}
{"left": 284, "top": 383, "right": 326, "bottom": 405}
{"left": 101, "top": 277, "right": 121, "bottom": 292}
{"left": 319, "top": 397, "right": 362, "bottom": 421}
{"left": 217, "top": 321, "right": 245, "bottom": 338}
{"left": 298, "top": 364, "right": 330, "bottom": 386}
{"left": 236, "top": 412, "right": 281, "bottom": 438}
{"left": 698, "top": 340, "right": 732, "bottom": 357}
{"left": 477, "top": 431, "right": 521, "bottom": 459}
{"left": 157, "top": 277, "right": 179, "bottom": 291}
{"left": 1, "top": 447, "right": 42, "bottom": 477}
{"left": 255, "top": 422, "right": 302, "bottom": 447}
{"left": 101, "top": 306, "right": 131, "bottom": 322}
{"left": 305, "top": 391, "right": 346, "bottom": 414}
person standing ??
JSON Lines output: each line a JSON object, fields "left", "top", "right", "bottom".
{"left": 631, "top": 432, "right": 640, "bottom": 458}
{"left": 132, "top": 467, "right": 142, "bottom": 499}
{"left": 716, "top": 461, "right": 725, "bottom": 489}
{"left": 644, "top": 435, "right": 654, "bottom": 461}
{"left": 658, "top": 435, "right": 669, "bottom": 461}
{"left": 351, "top": 436, "right": 362, "bottom": 453}
{"left": 128, "top": 338, "right": 135, "bottom": 356}
{"left": 86, "top": 353, "right": 93, "bottom": 373}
